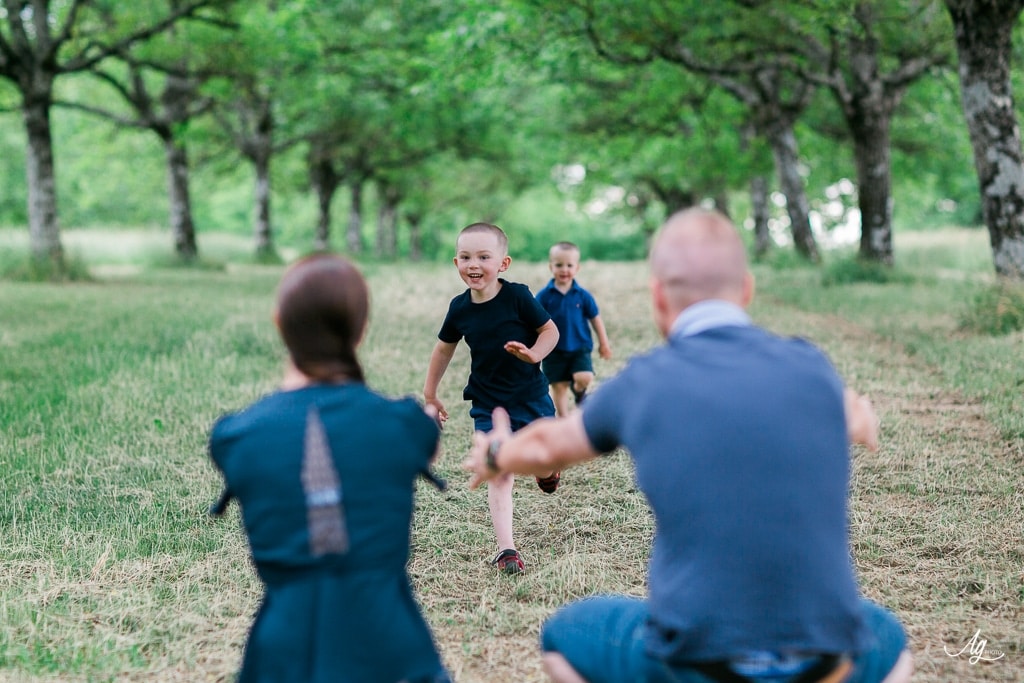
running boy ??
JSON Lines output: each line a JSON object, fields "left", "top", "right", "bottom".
{"left": 536, "top": 241, "right": 612, "bottom": 417}
{"left": 423, "top": 222, "right": 560, "bottom": 574}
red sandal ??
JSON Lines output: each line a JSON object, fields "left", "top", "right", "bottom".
{"left": 535, "top": 471, "right": 561, "bottom": 494}
{"left": 492, "top": 548, "right": 525, "bottom": 574}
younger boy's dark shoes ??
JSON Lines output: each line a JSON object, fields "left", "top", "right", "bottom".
{"left": 535, "top": 471, "right": 561, "bottom": 494}
{"left": 572, "top": 386, "right": 587, "bottom": 405}
{"left": 492, "top": 548, "right": 525, "bottom": 574}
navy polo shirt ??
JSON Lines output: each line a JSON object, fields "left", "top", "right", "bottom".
{"left": 536, "top": 279, "right": 599, "bottom": 352}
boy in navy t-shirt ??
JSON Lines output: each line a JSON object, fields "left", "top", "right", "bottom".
{"left": 423, "top": 222, "right": 560, "bottom": 574}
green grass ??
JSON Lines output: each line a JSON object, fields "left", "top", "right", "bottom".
{"left": 1, "top": 227, "right": 1022, "bottom": 682}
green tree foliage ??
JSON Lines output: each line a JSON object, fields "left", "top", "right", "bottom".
{"left": 0, "top": 0, "right": 233, "bottom": 276}
{"left": 0, "top": 0, "right": 1015, "bottom": 270}
{"left": 512, "top": 0, "right": 825, "bottom": 260}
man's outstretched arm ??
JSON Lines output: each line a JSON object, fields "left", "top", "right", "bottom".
{"left": 464, "top": 408, "right": 599, "bottom": 489}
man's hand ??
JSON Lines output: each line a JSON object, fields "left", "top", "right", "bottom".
{"left": 844, "top": 388, "right": 879, "bottom": 452}
{"left": 464, "top": 407, "right": 514, "bottom": 489}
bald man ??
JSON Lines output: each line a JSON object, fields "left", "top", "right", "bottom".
{"left": 464, "top": 209, "right": 912, "bottom": 683}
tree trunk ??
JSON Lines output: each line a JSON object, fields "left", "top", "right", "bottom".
{"left": 407, "top": 212, "right": 423, "bottom": 261}
{"left": 750, "top": 174, "right": 771, "bottom": 258}
{"left": 346, "top": 182, "right": 364, "bottom": 255}
{"left": 946, "top": 0, "right": 1024, "bottom": 278}
{"left": 839, "top": 6, "right": 897, "bottom": 266}
{"left": 766, "top": 124, "right": 820, "bottom": 262}
{"left": 849, "top": 110, "right": 893, "bottom": 264}
{"left": 253, "top": 152, "right": 274, "bottom": 258}
{"left": 309, "top": 155, "right": 339, "bottom": 252}
{"left": 376, "top": 184, "right": 399, "bottom": 259}
{"left": 163, "top": 137, "right": 198, "bottom": 261}
{"left": 244, "top": 96, "right": 276, "bottom": 260}
{"left": 712, "top": 192, "right": 730, "bottom": 218}
{"left": 23, "top": 92, "right": 64, "bottom": 271}
{"left": 160, "top": 71, "right": 199, "bottom": 261}
{"left": 647, "top": 180, "right": 694, "bottom": 216}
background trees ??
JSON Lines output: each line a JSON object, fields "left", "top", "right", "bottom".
{"left": 1, "top": 0, "right": 1022, "bottom": 278}
{"left": 0, "top": 0, "right": 232, "bottom": 274}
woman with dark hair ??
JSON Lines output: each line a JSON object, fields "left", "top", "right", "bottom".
{"left": 209, "top": 254, "right": 450, "bottom": 683}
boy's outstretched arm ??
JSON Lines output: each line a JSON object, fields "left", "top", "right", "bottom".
{"left": 590, "top": 314, "right": 612, "bottom": 359}
{"left": 504, "top": 320, "right": 559, "bottom": 364}
{"left": 423, "top": 340, "right": 458, "bottom": 424}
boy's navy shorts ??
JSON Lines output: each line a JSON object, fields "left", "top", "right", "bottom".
{"left": 470, "top": 393, "right": 555, "bottom": 433}
{"left": 541, "top": 349, "right": 593, "bottom": 384}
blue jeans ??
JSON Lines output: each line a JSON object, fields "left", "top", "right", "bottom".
{"left": 540, "top": 595, "right": 907, "bottom": 683}
{"left": 470, "top": 394, "right": 555, "bottom": 433}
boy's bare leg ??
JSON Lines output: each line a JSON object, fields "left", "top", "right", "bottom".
{"left": 488, "top": 472, "right": 516, "bottom": 550}
{"left": 542, "top": 654, "right": 587, "bottom": 683}
{"left": 550, "top": 381, "right": 572, "bottom": 417}
{"left": 571, "top": 371, "right": 594, "bottom": 398}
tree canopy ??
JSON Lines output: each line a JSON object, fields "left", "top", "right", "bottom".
{"left": 1, "top": 0, "right": 1021, "bottom": 276}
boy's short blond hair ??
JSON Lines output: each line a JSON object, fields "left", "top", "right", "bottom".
{"left": 549, "top": 241, "right": 580, "bottom": 260}
{"left": 459, "top": 223, "right": 509, "bottom": 254}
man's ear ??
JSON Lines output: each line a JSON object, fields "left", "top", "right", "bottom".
{"left": 650, "top": 277, "right": 671, "bottom": 337}
{"left": 741, "top": 272, "right": 756, "bottom": 308}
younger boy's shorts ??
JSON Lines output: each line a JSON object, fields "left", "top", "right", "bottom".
{"left": 542, "top": 349, "right": 593, "bottom": 384}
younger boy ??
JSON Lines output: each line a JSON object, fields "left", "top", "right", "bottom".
{"left": 536, "top": 241, "right": 612, "bottom": 417}
{"left": 423, "top": 222, "right": 561, "bottom": 574}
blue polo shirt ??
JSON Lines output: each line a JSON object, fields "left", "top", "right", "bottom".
{"left": 536, "top": 279, "right": 599, "bottom": 352}
{"left": 669, "top": 299, "right": 751, "bottom": 338}
{"left": 582, "top": 299, "right": 870, "bottom": 663}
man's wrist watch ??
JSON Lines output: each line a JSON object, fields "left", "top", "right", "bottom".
{"left": 486, "top": 439, "right": 502, "bottom": 473}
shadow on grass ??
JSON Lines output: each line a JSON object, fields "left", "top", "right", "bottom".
{"left": 0, "top": 253, "right": 94, "bottom": 283}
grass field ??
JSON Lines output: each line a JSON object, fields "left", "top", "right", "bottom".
{"left": 1, "top": 228, "right": 1022, "bottom": 682}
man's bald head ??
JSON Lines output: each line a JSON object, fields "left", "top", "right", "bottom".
{"left": 649, "top": 208, "right": 753, "bottom": 334}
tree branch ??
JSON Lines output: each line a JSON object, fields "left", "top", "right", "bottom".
{"left": 581, "top": 1, "right": 654, "bottom": 66}
{"left": 0, "top": 35, "right": 15, "bottom": 76}
{"left": 4, "top": 0, "right": 34, "bottom": 61}
{"left": 52, "top": 0, "right": 90, "bottom": 48}
{"left": 884, "top": 53, "right": 951, "bottom": 90}
{"left": 90, "top": 66, "right": 148, "bottom": 111}
{"left": 61, "top": 1, "right": 224, "bottom": 74}
{"left": 52, "top": 98, "right": 148, "bottom": 129}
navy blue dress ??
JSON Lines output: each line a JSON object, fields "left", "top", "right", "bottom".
{"left": 210, "top": 383, "right": 449, "bottom": 683}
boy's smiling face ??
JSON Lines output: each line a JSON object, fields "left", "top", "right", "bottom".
{"left": 454, "top": 230, "right": 511, "bottom": 300}
{"left": 548, "top": 246, "right": 580, "bottom": 288}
